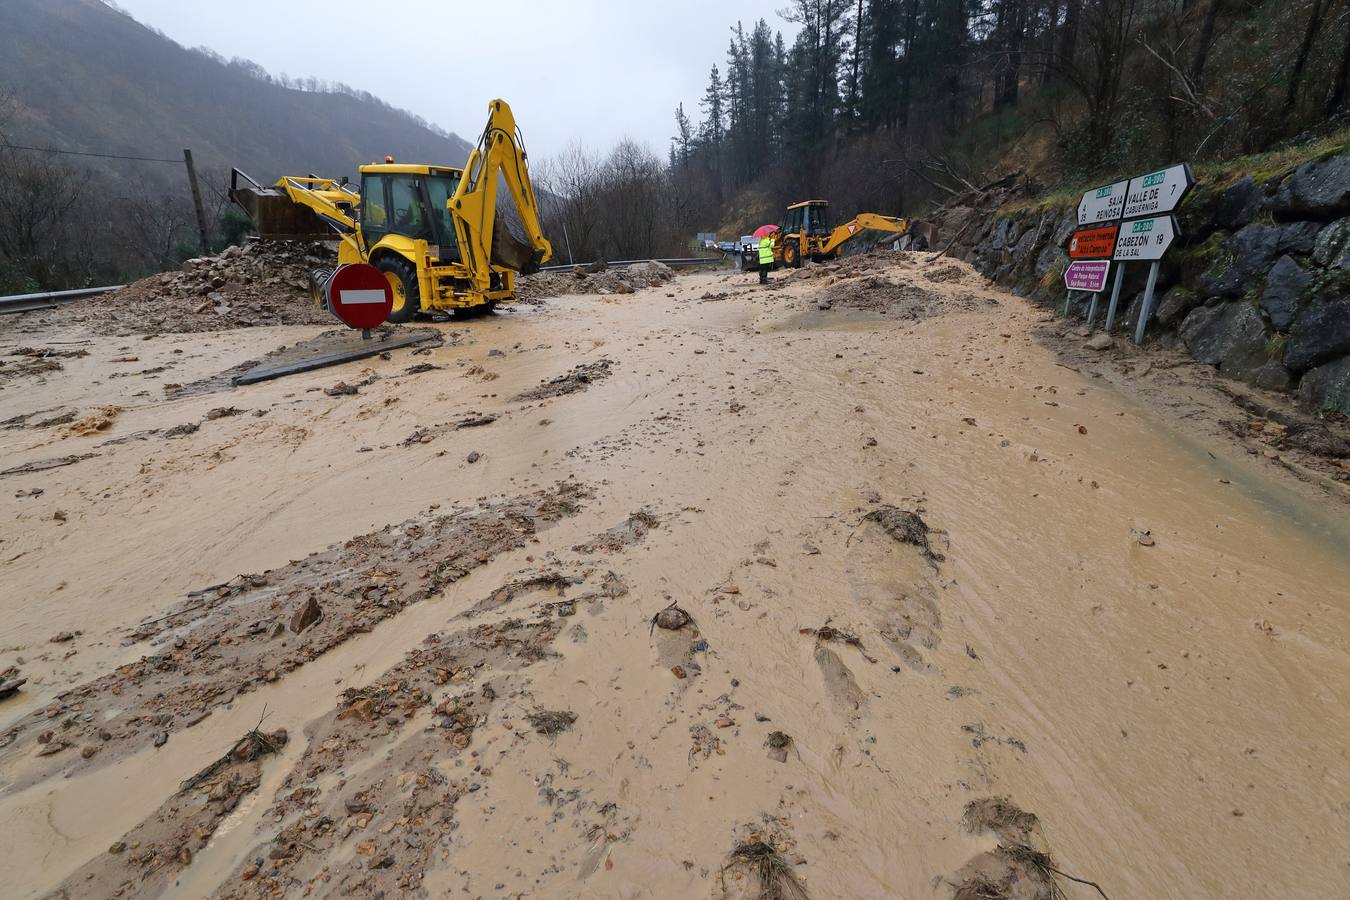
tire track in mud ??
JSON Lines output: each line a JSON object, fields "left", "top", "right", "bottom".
{"left": 0, "top": 481, "right": 591, "bottom": 792}
{"left": 40, "top": 510, "right": 663, "bottom": 899}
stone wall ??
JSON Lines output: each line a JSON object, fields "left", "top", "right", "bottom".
{"left": 945, "top": 150, "right": 1350, "bottom": 415}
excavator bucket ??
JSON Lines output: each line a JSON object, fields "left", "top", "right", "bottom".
{"left": 491, "top": 220, "right": 544, "bottom": 274}
{"left": 229, "top": 168, "right": 336, "bottom": 241}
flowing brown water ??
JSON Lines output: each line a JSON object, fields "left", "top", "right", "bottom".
{"left": 1, "top": 258, "right": 1346, "bottom": 898}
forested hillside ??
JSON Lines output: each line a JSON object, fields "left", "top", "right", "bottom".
{"left": 0, "top": 0, "right": 470, "bottom": 292}
{"left": 665, "top": 0, "right": 1350, "bottom": 234}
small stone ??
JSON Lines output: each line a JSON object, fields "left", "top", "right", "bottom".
{"left": 109, "top": 841, "right": 126, "bottom": 855}
{"left": 49, "top": 631, "right": 76, "bottom": 643}
{"left": 1085, "top": 333, "right": 1112, "bottom": 351}
{"left": 154, "top": 731, "right": 169, "bottom": 748}
{"left": 655, "top": 606, "right": 691, "bottom": 630}
{"left": 466, "top": 451, "right": 481, "bottom": 464}
{"left": 671, "top": 666, "right": 687, "bottom": 679}
{"left": 290, "top": 596, "right": 322, "bottom": 634}
{"left": 556, "top": 602, "right": 576, "bottom": 617}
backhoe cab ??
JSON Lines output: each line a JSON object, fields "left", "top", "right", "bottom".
{"left": 229, "top": 99, "right": 552, "bottom": 321}
{"left": 773, "top": 200, "right": 909, "bottom": 268}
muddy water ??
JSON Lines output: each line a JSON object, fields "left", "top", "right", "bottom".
{"left": 2, "top": 263, "right": 1348, "bottom": 898}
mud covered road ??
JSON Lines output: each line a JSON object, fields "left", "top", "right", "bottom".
{"left": 2, "top": 254, "right": 1347, "bottom": 899}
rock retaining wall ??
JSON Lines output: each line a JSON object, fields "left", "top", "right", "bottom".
{"left": 943, "top": 149, "right": 1350, "bottom": 415}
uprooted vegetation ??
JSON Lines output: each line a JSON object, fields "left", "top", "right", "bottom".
{"left": 722, "top": 839, "right": 810, "bottom": 900}
{"left": 952, "top": 798, "right": 1110, "bottom": 900}
{"left": 864, "top": 506, "right": 944, "bottom": 564}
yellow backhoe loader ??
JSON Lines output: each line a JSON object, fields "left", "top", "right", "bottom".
{"left": 229, "top": 99, "right": 551, "bottom": 321}
{"left": 773, "top": 200, "right": 908, "bottom": 268}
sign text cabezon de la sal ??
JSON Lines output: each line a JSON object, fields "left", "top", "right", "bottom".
{"left": 1112, "top": 214, "right": 1177, "bottom": 262}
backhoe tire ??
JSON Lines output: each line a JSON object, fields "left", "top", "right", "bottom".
{"left": 782, "top": 241, "right": 801, "bottom": 269}
{"left": 374, "top": 255, "right": 420, "bottom": 324}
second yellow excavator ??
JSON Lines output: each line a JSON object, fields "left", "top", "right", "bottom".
{"left": 230, "top": 99, "right": 552, "bottom": 321}
{"left": 773, "top": 200, "right": 909, "bottom": 268}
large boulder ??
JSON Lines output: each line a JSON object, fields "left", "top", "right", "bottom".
{"left": 1156, "top": 285, "right": 1202, "bottom": 327}
{"left": 991, "top": 218, "right": 1019, "bottom": 251}
{"left": 1052, "top": 211, "right": 1078, "bottom": 247}
{"left": 1229, "top": 223, "right": 1283, "bottom": 275}
{"left": 1296, "top": 355, "right": 1350, "bottom": 414}
{"left": 1278, "top": 221, "right": 1321, "bottom": 254}
{"left": 1259, "top": 255, "right": 1312, "bottom": 331}
{"left": 1217, "top": 175, "right": 1262, "bottom": 229}
{"left": 1197, "top": 257, "right": 1246, "bottom": 299}
{"left": 1013, "top": 223, "right": 1041, "bottom": 260}
{"left": 1272, "top": 150, "right": 1350, "bottom": 218}
{"left": 1284, "top": 298, "right": 1350, "bottom": 372}
{"left": 1036, "top": 244, "right": 1068, "bottom": 278}
{"left": 1313, "top": 217, "right": 1350, "bottom": 269}
{"left": 1180, "top": 301, "right": 1290, "bottom": 389}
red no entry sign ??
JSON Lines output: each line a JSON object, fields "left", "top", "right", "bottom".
{"left": 325, "top": 263, "right": 393, "bottom": 330}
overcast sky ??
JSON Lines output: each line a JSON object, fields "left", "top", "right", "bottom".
{"left": 111, "top": 0, "right": 797, "bottom": 161}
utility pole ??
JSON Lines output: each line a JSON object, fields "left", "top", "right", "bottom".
{"left": 183, "top": 148, "right": 210, "bottom": 255}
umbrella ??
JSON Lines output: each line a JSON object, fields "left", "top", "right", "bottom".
{"left": 752, "top": 224, "right": 780, "bottom": 238}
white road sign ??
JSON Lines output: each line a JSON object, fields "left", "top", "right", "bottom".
{"left": 1078, "top": 179, "right": 1128, "bottom": 225}
{"left": 1121, "top": 163, "right": 1194, "bottom": 219}
{"left": 1113, "top": 215, "right": 1178, "bottom": 261}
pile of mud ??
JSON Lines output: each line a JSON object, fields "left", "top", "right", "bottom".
{"left": 66, "top": 239, "right": 337, "bottom": 334}
{"left": 517, "top": 260, "right": 675, "bottom": 301}
{"left": 811, "top": 254, "right": 996, "bottom": 319}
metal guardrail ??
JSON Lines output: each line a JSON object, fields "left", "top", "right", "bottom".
{"left": 539, "top": 257, "right": 722, "bottom": 272}
{"left": 0, "top": 285, "right": 125, "bottom": 315}
{"left": 0, "top": 258, "right": 723, "bottom": 314}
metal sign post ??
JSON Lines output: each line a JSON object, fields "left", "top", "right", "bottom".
{"left": 1111, "top": 214, "right": 1178, "bottom": 343}
{"left": 1103, "top": 265, "right": 1126, "bottom": 333}
{"left": 1134, "top": 262, "right": 1162, "bottom": 345}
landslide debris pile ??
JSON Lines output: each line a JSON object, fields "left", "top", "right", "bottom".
{"left": 72, "top": 239, "right": 337, "bottom": 334}
{"left": 517, "top": 260, "right": 675, "bottom": 301}
{"left": 797, "top": 251, "right": 995, "bottom": 318}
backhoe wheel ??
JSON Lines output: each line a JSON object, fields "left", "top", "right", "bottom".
{"left": 374, "top": 256, "right": 420, "bottom": 324}
{"left": 782, "top": 240, "right": 801, "bottom": 269}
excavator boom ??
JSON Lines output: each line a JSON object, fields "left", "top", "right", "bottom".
{"left": 820, "top": 213, "right": 909, "bottom": 256}
{"left": 450, "top": 99, "right": 553, "bottom": 290}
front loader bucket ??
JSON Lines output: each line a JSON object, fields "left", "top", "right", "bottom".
{"left": 230, "top": 168, "right": 335, "bottom": 241}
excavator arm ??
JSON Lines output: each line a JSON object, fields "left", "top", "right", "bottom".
{"left": 820, "top": 213, "right": 909, "bottom": 256}
{"left": 450, "top": 99, "right": 553, "bottom": 291}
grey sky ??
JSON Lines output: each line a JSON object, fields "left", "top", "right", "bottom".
{"left": 111, "top": 0, "right": 797, "bottom": 162}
